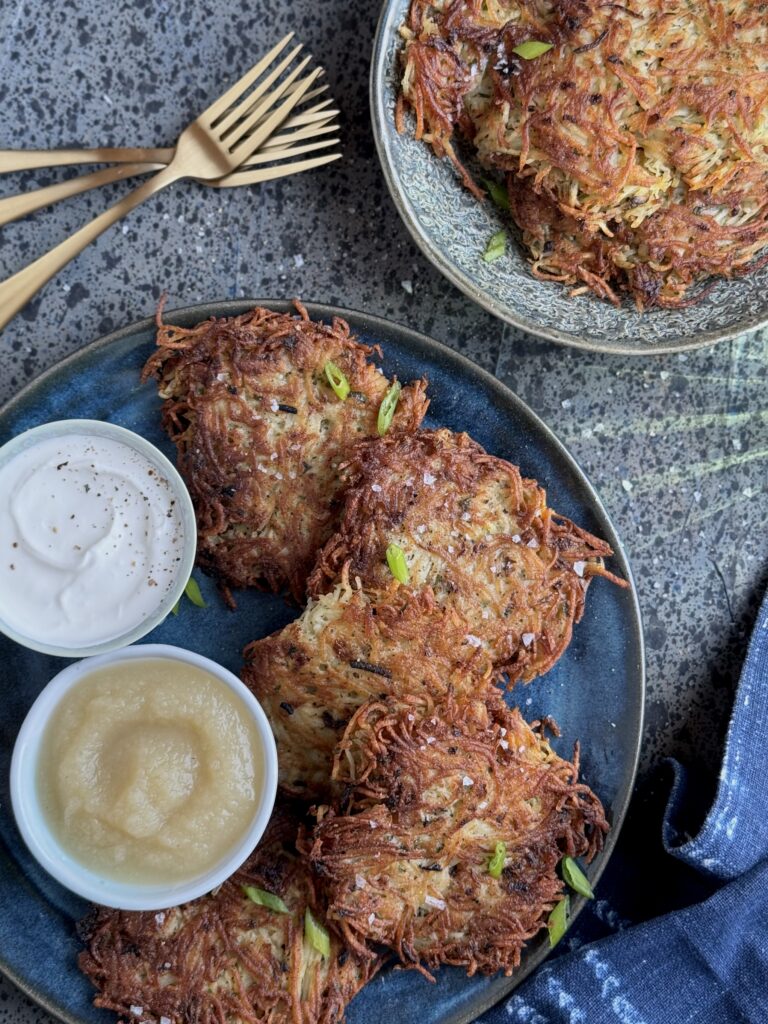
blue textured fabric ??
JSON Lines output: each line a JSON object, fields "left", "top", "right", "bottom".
{"left": 481, "top": 588, "right": 768, "bottom": 1024}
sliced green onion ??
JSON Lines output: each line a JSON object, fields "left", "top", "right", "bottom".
{"left": 562, "top": 856, "right": 594, "bottom": 899}
{"left": 386, "top": 543, "right": 409, "bottom": 585}
{"left": 482, "top": 230, "right": 506, "bottom": 263}
{"left": 304, "top": 908, "right": 331, "bottom": 957}
{"left": 377, "top": 381, "right": 401, "bottom": 435}
{"left": 547, "top": 895, "right": 570, "bottom": 947}
{"left": 488, "top": 841, "right": 507, "bottom": 879}
{"left": 512, "top": 40, "right": 553, "bottom": 59}
{"left": 482, "top": 178, "right": 510, "bottom": 211}
{"left": 170, "top": 599, "right": 180, "bottom": 616}
{"left": 324, "top": 360, "right": 350, "bottom": 401}
{"left": 243, "top": 885, "right": 289, "bottom": 914}
{"left": 184, "top": 576, "right": 206, "bottom": 608}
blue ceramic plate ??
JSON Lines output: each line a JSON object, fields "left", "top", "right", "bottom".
{"left": 0, "top": 301, "right": 644, "bottom": 1024}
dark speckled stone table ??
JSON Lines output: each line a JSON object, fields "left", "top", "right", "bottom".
{"left": 0, "top": 1, "right": 766, "bottom": 1021}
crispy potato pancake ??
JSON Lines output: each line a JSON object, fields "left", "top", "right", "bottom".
{"left": 242, "top": 577, "right": 493, "bottom": 798}
{"left": 141, "top": 301, "right": 429, "bottom": 601}
{"left": 398, "top": 0, "right": 768, "bottom": 308}
{"left": 78, "top": 803, "right": 377, "bottom": 1024}
{"left": 307, "top": 693, "right": 607, "bottom": 978}
{"left": 309, "top": 428, "right": 624, "bottom": 683}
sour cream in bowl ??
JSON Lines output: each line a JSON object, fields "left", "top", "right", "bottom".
{"left": 10, "top": 644, "right": 278, "bottom": 910}
{"left": 0, "top": 419, "right": 196, "bottom": 656}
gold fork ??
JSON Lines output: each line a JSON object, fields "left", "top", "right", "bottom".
{"left": 0, "top": 103, "right": 340, "bottom": 228}
{"left": 0, "top": 34, "right": 337, "bottom": 332}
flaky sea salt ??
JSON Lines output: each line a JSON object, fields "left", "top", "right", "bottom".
{"left": 270, "top": 399, "right": 279, "bottom": 412}
{"left": 423, "top": 472, "right": 436, "bottom": 486}
{"left": 462, "top": 776, "right": 474, "bottom": 787}
{"left": 465, "top": 634, "right": 482, "bottom": 647}
{"left": 424, "top": 895, "right": 446, "bottom": 910}
{"left": 573, "top": 560, "right": 586, "bottom": 578}
{"left": 522, "top": 632, "right": 535, "bottom": 647}
{"left": 371, "top": 483, "right": 382, "bottom": 493}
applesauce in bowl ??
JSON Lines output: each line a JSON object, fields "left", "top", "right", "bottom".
{"left": 11, "top": 645, "right": 278, "bottom": 909}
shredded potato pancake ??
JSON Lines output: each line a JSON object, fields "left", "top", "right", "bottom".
{"left": 78, "top": 804, "right": 378, "bottom": 1024}
{"left": 142, "top": 301, "right": 428, "bottom": 602}
{"left": 397, "top": 0, "right": 768, "bottom": 307}
{"left": 308, "top": 693, "right": 607, "bottom": 978}
{"left": 243, "top": 575, "right": 495, "bottom": 797}
{"left": 309, "top": 428, "right": 625, "bottom": 682}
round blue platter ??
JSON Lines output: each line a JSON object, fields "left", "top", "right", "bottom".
{"left": 0, "top": 301, "right": 644, "bottom": 1024}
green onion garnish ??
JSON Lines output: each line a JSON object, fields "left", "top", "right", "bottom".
{"left": 482, "top": 230, "right": 506, "bottom": 263}
{"left": 184, "top": 576, "right": 206, "bottom": 608}
{"left": 243, "top": 885, "right": 289, "bottom": 914}
{"left": 304, "top": 908, "right": 331, "bottom": 957}
{"left": 171, "top": 575, "right": 206, "bottom": 615}
{"left": 547, "top": 895, "right": 570, "bottom": 947}
{"left": 488, "top": 841, "right": 507, "bottom": 879}
{"left": 512, "top": 40, "right": 553, "bottom": 59}
{"left": 386, "top": 543, "right": 409, "bottom": 584}
{"left": 324, "top": 360, "right": 350, "bottom": 401}
{"left": 377, "top": 381, "right": 401, "bottom": 435}
{"left": 562, "top": 856, "right": 594, "bottom": 899}
{"left": 482, "top": 178, "right": 510, "bottom": 211}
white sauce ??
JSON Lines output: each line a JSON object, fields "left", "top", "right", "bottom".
{"left": 0, "top": 433, "right": 185, "bottom": 647}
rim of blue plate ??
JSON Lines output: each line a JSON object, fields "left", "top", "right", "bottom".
{"left": 0, "top": 299, "right": 646, "bottom": 1024}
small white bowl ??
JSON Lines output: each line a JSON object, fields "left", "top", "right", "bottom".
{"left": 10, "top": 644, "right": 278, "bottom": 910}
{"left": 0, "top": 418, "right": 197, "bottom": 658}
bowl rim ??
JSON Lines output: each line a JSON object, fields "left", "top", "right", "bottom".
{"left": 369, "top": 0, "right": 768, "bottom": 356}
{"left": 0, "top": 418, "right": 197, "bottom": 657}
{"left": 9, "top": 643, "right": 279, "bottom": 911}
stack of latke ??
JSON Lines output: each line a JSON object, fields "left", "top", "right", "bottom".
{"left": 398, "top": 0, "right": 768, "bottom": 308}
{"left": 79, "top": 303, "right": 623, "bottom": 1024}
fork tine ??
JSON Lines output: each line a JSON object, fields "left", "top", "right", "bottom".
{"left": 267, "top": 99, "right": 336, "bottom": 134}
{"left": 295, "top": 84, "right": 329, "bottom": 106}
{"left": 213, "top": 43, "right": 303, "bottom": 135}
{"left": 229, "top": 67, "right": 323, "bottom": 155}
{"left": 213, "top": 86, "right": 329, "bottom": 142}
{"left": 217, "top": 56, "right": 314, "bottom": 145}
{"left": 202, "top": 32, "right": 295, "bottom": 125}
{"left": 262, "top": 119, "right": 338, "bottom": 149}
{"left": 237, "top": 136, "right": 340, "bottom": 168}
{"left": 212, "top": 151, "right": 341, "bottom": 188}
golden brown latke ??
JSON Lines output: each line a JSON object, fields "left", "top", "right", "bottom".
{"left": 309, "top": 428, "right": 624, "bottom": 683}
{"left": 141, "top": 301, "right": 429, "bottom": 602}
{"left": 242, "top": 575, "right": 493, "bottom": 798}
{"left": 398, "top": 0, "right": 768, "bottom": 308}
{"left": 307, "top": 693, "right": 607, "bottom": 979}
{"left": 78, "top": 803, "right": 377, "bottom": 1024}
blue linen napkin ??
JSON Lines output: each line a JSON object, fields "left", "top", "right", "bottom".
{"left": 480, "top": 587, "right": 768, "bottom": 1024}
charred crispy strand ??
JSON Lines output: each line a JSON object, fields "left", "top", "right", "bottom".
{"left": 398, "top": 0, "right": 768, "bottom": 308}
{"left": 242, "top": 576, "right": 494, "bottom": 798}
{"left": 142, "top": 300, "right": 429, "bottom": 602}
{"left": 309, "top": 429, "right": 625, "bottom": 683}
{"left": 307, "top": 693, "right": 608, "bottom": 978}
{"left": 78, "top": 804, "right": 377, "bottom": 1024}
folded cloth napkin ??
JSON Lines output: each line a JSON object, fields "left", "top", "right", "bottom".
{"left": 480, "top": 586, "right": 768, "bottom": 1024}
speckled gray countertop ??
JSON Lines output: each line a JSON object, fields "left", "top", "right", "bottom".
{"left": 0, "top": 1, "right": 766, "bottom": 1021}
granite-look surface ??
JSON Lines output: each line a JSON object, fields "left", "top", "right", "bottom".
{"left": 0, "top": 0, "right": 766, "bottom": 1020}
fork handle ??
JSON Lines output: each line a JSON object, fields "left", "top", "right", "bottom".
{"left": 0, "top": 148, "right": 174, "bottom": 174}
{"left": 0, "top": 163, "right": 182, "bottom": 332}
{"left": 0, "top": 163, "right": 162, "bottom": 228}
